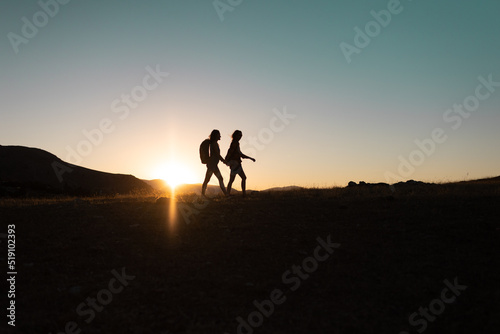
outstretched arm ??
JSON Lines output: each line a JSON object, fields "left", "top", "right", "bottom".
{"left": 238, "top": 145, "right": 255, "bottom": 162}
{"left": 241, "top": 153, "right": 255, "bottom": 162}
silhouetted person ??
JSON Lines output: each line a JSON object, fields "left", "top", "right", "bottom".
{"left": 202, "top": 130, "right": 228, "bottom": 197}
{"left": 225, "top": 130, "right": 255, "bottom": 197}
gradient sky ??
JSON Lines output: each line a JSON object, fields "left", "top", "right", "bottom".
{"left": 1, "top": 0, "right": 499, "bottom": 190}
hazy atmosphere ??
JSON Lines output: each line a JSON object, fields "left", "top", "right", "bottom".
{"left": 2, "top": 0, "right": 499, "bottom": 189}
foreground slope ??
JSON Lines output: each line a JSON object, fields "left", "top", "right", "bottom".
{"left": 1, "top": 181, "right": 499, "bottom": 333}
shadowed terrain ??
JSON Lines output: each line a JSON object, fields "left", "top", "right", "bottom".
{"left": 0, "top": 145, "right": 153, "bottom": 196}
{"left": 1, "top": 179, "right": 499, "bottom": 333}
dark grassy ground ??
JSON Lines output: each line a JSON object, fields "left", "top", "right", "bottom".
{"left": 1, "top": 181, "right": 499, "bottom": 334}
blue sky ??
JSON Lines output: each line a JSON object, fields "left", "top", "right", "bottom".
{"left": 1, "top": 0, "right": 499, "bottom": 189}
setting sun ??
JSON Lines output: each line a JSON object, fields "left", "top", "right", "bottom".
{"left": 153, "top": 161, "right": 197, "bottom": 188}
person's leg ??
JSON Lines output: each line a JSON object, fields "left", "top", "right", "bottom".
{"left": 213, "top": 169, "right": 227, "bottom": 195}
{"left": 202, "top": 168, "right": 213, "bottom": 196}
{"left": 227, "top": 173, "right": 236, "bottom": 195}
{"left": 239, "top": 170, "right": 247, "bottom": 197}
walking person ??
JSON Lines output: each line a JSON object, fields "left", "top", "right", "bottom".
{"left": 225, "top": 130, "right": 256, "bottom": 197}
{"left": 201, "top": 130, "right": 228, "bottom": 197}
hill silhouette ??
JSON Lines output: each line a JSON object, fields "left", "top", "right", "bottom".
{"left": 0, "top": 145, "right": 153, "bottom": 196}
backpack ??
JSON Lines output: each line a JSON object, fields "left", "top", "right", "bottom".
{"left": 199, "top": 139, "right": 211, "bottom": 164}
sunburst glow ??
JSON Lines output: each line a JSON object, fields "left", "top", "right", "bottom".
{"left": 153, "top": 161, "right": 197, "bottom": 189}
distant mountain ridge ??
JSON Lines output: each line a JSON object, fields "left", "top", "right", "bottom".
{"left": 0, "top": 145, "right": 153, "bottom": 196}
{"left": 262, "top": 185, "right": 303, "bottom": 192}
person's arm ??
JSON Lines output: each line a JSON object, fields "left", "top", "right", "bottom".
{"left": 216, "top": 143, "right": 227, "bottom": 164}
{"left": 239, "top": 148, "right": 255, "bottom": 162}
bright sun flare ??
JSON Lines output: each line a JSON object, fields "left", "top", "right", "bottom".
{"left": 153, "top": 162, "right": 197, "bottom": 189}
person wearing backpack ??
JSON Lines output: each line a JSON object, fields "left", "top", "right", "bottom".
{"left": 200, "top": 129, "right": 228, "bottom": 197}
{"left": 225, "top": 130, "right": 255, "bottom": 197}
